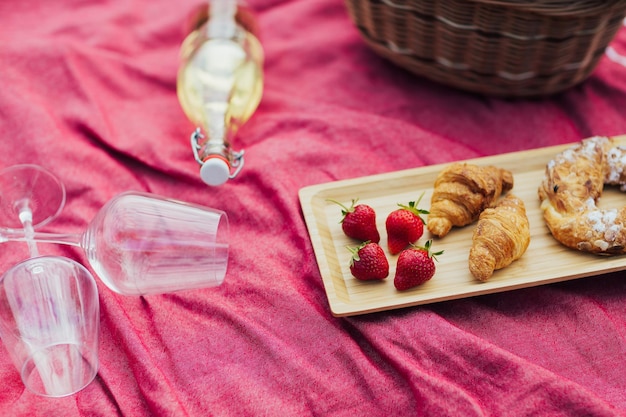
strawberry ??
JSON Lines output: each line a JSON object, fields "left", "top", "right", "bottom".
{"left": 394, "top": 240, "right": 442, "bottom": 290}
{"left": 385, "top": 195, "right": 429, "bottom": 255}
{"left": 329, "top": 199, "right": 380, "bottom": 243}
{"left": 348, "top": 242, "right": 389, "bottom": 281}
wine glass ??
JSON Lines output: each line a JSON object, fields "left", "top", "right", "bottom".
{"left": 0, "top": 169, "right": 229, "bottom": 296}
{"left": 0, "top": 164, "right": 67, "bottom": 257}
{"left": 0, "top": 256, "right": 100, "bottom": 397}
{"left": 0, "top": 164, "right": 99, "bottom": 397}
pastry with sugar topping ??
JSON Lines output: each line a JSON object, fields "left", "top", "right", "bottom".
{"left": 538, "top": 135, "right": 626, "bottom": 254}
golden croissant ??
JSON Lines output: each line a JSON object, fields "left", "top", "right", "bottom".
{"left": 468, "top": 194, "right": 530, "bottom": 281}
{"left": 427, "top": 162, "right": 514, "bottom": 237}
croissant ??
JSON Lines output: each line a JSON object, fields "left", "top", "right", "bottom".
{"left": 427, "top": 162, "right": 514, "bottom": 237}
{"left": 468, "top": 194, "right": 530, "bottom": 281}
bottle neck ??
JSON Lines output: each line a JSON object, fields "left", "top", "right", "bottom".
{"left": 199, "top": 117, "right": 231, "bottom": 160}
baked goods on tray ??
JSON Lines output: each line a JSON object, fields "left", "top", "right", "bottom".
{"left": 427, "top": 162, "right": 514, "bottom": 238}
{"left": 538, "top": 136, "right": 626, "bottom": 254}
{"left": 469, "top": 194, "right": 530, "bottom": 281}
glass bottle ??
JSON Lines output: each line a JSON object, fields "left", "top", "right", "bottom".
{"left": 177, "top": 0, "right": 264, "bottom": 186}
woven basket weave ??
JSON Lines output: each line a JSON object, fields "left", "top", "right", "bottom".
{"left": 345, "top": 0, "right": 626, "bottom": 97}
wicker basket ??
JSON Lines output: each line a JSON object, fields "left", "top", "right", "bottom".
{"left": 345, "top": 0, "right": 626, "bottom": 97}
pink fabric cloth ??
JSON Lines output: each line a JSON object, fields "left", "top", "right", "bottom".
{"left": 1, "top": 0, "right": 626, "bottom": 415}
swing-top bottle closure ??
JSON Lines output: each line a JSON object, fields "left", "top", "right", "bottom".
{"left": 190, "top": 128, "right": 244, "bottom": 186}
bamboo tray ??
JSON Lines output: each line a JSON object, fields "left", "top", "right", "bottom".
{"left": 299, "top": 141, "right": 626, "bottom": 317}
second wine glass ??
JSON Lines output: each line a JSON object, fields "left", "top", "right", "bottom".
{"left": 1, "top": 186, "right": 229, "bottom": 296}
{"left": 0, "top": 164, "right": 99, "bottom": 397}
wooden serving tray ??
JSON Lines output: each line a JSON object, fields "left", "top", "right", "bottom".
{"left": 299, "top": 141, "right": 626, "bottom": 317}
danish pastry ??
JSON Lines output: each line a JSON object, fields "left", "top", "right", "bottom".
{"left": 469, "top": 194, "right": 530, "bottom": 281}
{"left": 427, "top": 162, "right": 514, "bottom": 237}
{"left": 538, "top": 135, "right": 626, "bottom": 254}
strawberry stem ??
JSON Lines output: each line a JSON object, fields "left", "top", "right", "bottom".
{"left": 410, "top": 239, "right": 444, "bottom": 261}
{"left": 397, "top": 193, "right": 429, "bottom": 224}
{"left": 346, "top": 241, "right": 370, "bottom": 265}
{"left": 327, "top": 198, "right": 357, "bottom": 221}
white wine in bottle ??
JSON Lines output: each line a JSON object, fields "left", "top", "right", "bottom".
{"left": 177, "top": 0, "right": 263, "bottom": 186}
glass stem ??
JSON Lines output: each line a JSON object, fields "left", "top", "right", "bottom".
{"left": 0, "top": 230, "right": 82, "bottom": 248}
{"left": 22, "top": 220, "right": 40, "bottom": 257}
{"left": 18, "top": 207, "right": 39, "bottom": 257}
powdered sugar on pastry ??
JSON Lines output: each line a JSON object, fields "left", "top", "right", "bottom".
{"left": 538, "top": 136, "right": 626, "bottom": 254}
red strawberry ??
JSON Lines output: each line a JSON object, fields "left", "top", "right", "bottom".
{"left": 348, "top": 242, "right": 389, "bottom": 281}
{"left": 385, "top": 196, "right": 429, "bottom": 255}
{"left": 394, "top": 240, "right": 442, "bottom": 290}
{"left": 329, "top": 199, "right": 380, "bottom": 243}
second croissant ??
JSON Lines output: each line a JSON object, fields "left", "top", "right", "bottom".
{"left": 468, "top": 194, "right": 530, "bottom": 281}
